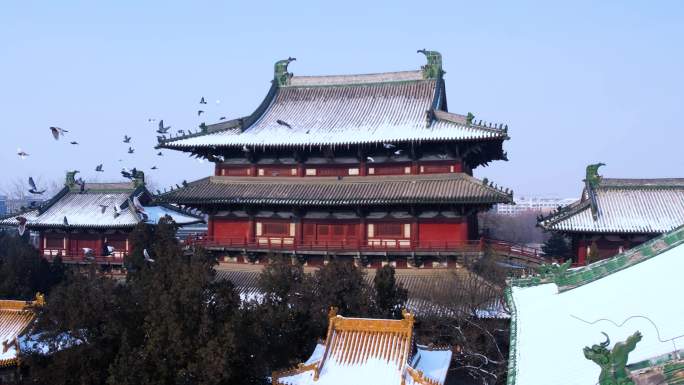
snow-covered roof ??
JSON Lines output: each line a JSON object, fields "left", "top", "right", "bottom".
{"left": 158, "top": 55, "right": 508, "bottom": 150}
{"left": 157, "top": 174, "right": 513, "bottom": 207}
{"left": 273, "top": 309, "right": 452, "bottom": 385}
{"left": 0, "top": 295, "right": 42, "bottom": 368}
{"left": 506, "top": 225, "right": 684, "bottom": 385}
{"left": 0, "top": 179, "right": 202, "bottom": 229}
{"left": 214, "top": 265, "right": 505, "bottom": 319}
{"left": 539, "top": 173, "right": 684, "bottom": 234}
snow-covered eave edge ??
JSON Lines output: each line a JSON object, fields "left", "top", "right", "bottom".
{"left": 508, "top": 223, "right": 684, "bottom": 292}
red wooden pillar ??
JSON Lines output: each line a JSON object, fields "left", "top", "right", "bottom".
{"left": 207, "top": 215, "right": 214, "bottom": 239}
{"left": 577, "top": 238, "right": 587, "bottom": 265}
{"left": 359, "top": 160, "right": 367, "bottom": 176}
{"left": 214, "top": 164, "right": 221, "bottom": 176}
{"left": 411, "top": 161, "right": 419, "bottom": 175}
{"left": 38, "top": 233, "right": 45, "bottom": 256}
{"left": 411, "top": 218, "right": 419, "bottom": 249}
{"left": 64, "top": 233, "right": 71, "bottom": 257}
{"left": 249, "top": 164, "right": 257, "bottom": 177}
{"left": 247, "top": 216, "right": 255, "bottom": 245}
{"left": 295, "top": 216, "right": 303, "bottom": 247}
{"left": 358, "top": 216, "right": 367, "bottom": 248}
{"left": 297, "top": 163, "right": 305, "bottom": 177}
{"left": 96, "top": 234, "right": 104, "bottom": 256}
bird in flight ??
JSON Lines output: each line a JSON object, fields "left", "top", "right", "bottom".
{"left": 198, "top": 110, "right": 204, "bottom": 116}
{"left": 219, "top": 116, "right": 226, "bottom": 120}
{"left": 143, "top": 248, "right": 155, "bottom": 263}
{"left": 113, "top": 204, "right": 122, "bottom": 218}
{"left": 276, "top": 119, "right": 292, "bottom": 128}
{"left": 95, "top": 164, "right": 103, "bottom": 172}
{"left": 199, "top": 97, "right": 207, "bottom": 104}
{"left": 63, "top": 216, "right": 69, "bottom": 226}
{"left": 151, "top": 166, "right": 158, "bottom": 170}
{"left": 383, "top": 143, "right": 396, "bottom": 149}
{"left": 157, "top": 120, "right": 170, "bottom": 134}
{"left": 437, "top": 153, "right": 448, "bottom": 160}
{"left": 242, "top": 145, "right": 250, "bottom": 153}
{"left": 99, "top": 204, "right": 108, "bottom": 214}
{"left": 50, "top": 126, "right": 68, "bottom": 140}
{"left": 28, "top": 177, "right": 46, "bottom": 194}
{"left": 366, "top": 156, "right": 375, "bottom": 163}
{"left": 17, "top": 148, "right": 29, "bottom": 159}
{"left": 128, "top": 147, "right": 135, "bottom": 154}
{"left": 157, "top": 151, "right": 163, "bottom": 156}
{"left": 121, "top": 168, "right": 137, "bottom": 179}
{"left": 123, "top": 135, "right": 131, "bottom": 143}
{"left": 394, "top": 149, "right": 403, "bottom": 155}
{"left": 70, "top": 141, "right": 79, "bottom": 145}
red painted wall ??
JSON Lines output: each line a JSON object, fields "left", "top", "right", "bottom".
{"left": 418, "top": 220, "right": 468, "bottom": 247}
{"left": 212, "top": 218, "right": 251, "bottom": 242}
{"left": 213, "top": 160, "right": 464, "bottom": 178}
{"left": 68, "top": 234, "right": 99, "bottom": 256}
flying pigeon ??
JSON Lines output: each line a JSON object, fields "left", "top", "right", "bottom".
{"left": 17, "top": 148, "right": 29, "bottom": 159}
{"left": 128, "top": 147, "right": 135, "bottom": 154}
{"left": 143, "top": 248, "right": 155, "bottom": 263}
{"left": 63, "top": 216, "right": 69, "bottom": 226}
{"left": 219, "top": 117, "right": 226, "bottom": 120}
{"left": 95, "top": 164, "right": 103, "bottom": 172}
{"left": 49, "top": 126, "right": 68, "bottom": 140}
{"left": 16, "top": 216, "right": 27, "bottom": 236}
{"left": 121, "top": 168, "right": 137, "bottom": 179}
{"left": 383, "top": 143, "right": 396, "bottom": 149}
{"left": 157, "top": 151, "right": 163, "bottom": 156}
{"left": 148, "top": 118, "right": 157, "bottom": 122}
{"left": 394, "top": 149, "right": 403, "bottom": 155}
{"left": 76, "top": 178, "right": 86, "bottom": 193}
{"left": 123, "top": 135, "right": 131, "bottom": 143}
{"left": 133, "top": 195, "right": 146, "bottom": 214}
{"left": 70, "top": 141, "right": 79, "bottom": 145}
{"left": 99, "top": 204, "right": 108, "bottom": 214}
{"left": 83, "top": 248, "right": 94, "bottom": 260}
{"left": 242, "top": 145, "right": 250, "bottom": 153}
{"left": 28, "top": 177, "right": 46, "bottom": 194}
{"left": 197, "top": 110, "right": 204, "bottom": 116}
{"left": 157, "top": 120, "right": 170, "bottom": 134}
{"left": 366, "top": 157, "right": 375, "bottom": 163}
{"left": 177, "top": 129, "right": 185, "bottom": 135}
{"left": 276, "top": 119, "right": 292, "bottom": 128}
{"left": 199, "top": 97, "right": 207, "bottom": 104}
{"left": 151, "top": 166, "right": 158, "bottom": 170}
{"left": 437, "top": 153, "right": 448, "bottom": 160}
{"left": 113, "top": 204, "right": 122, "bottom": 218}
{"left": 102, "top": 244, "right": 115, "bottom": 256}
{"left": 182, "top": 180, "right": 188, "bottom": 187}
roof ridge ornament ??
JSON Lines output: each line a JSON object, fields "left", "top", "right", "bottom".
{"left": 583, "top": 331, "right": 642, "bottom": 385}
{"left": 65, "top": 170, "right": 79, "bottom": 188}
{"left": 417, "top": 49, "right": 444, "bottom": 79}
{"left": 585, "top": 163, "right": 606, "bottom": 189}
{"left": 274, "top": 57, "right": 296, "bottom": 86}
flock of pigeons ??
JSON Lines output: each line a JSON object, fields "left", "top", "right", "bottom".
{"left": 19, "top": 96, "right": 217, "bottom": 196}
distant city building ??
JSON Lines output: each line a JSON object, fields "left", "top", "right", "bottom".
{"left": 494, "top": 196, "right": 576, "bottom": 215}
{"left": 4, "top": 197, "right": 44, "bottom": 215}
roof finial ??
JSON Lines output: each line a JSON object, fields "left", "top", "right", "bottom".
{"left": 274, "top": 57, "right": 296, "bottom": 86}
{"left": 417, "top": 49, "right": 444, "bottom": 79}
{"left": 65, "top": 170, "right": 79, "bottom": 188}
{"left": 585, "top": 163, "right": 606, "bottom": 188}
{"left": 466, "top": 112, "right": 475, "bottom": 125}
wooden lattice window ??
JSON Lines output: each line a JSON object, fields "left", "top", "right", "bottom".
{"left": 262, "top": 222, "right": 289, "bottom": 236}
{"left": 45, "top": 235, "right": 64, "bottom": 249}
{"left": 374, "top": 223, "right": 404, "bottom": 237}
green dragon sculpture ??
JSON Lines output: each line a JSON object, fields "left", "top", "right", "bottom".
{"left": 274, "top": 57, "right": 296, "bottom": 86}
{"left": 417, "top": 49, "right": 444, "bottom": 79}
{"left": 584, "top": 331, "right": 642, "bottom": 385}
{"left": 585, "top": 162, "right": 606, "bottom": 188}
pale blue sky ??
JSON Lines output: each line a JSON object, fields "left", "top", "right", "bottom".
{"left": 1, "top": 1, "right": 683, "bottom": 198}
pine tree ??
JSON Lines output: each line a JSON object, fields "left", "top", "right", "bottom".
{"left": 372, "top": 265, "right": 408, "bottom": 319}
{"left": 541, "top": 232, "right": 571, "bottom": 260}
